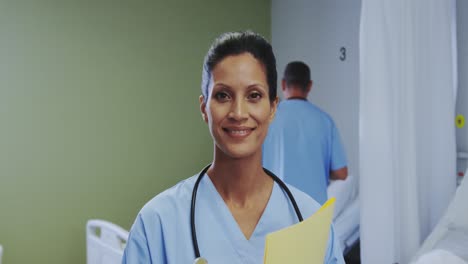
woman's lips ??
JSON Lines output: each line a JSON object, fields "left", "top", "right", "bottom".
{"left": 223, "top": 127, "right": 254, "bottom": 138}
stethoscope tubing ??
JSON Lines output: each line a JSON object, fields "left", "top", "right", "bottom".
{"left": 190, "top": 163, "right": 303, "bottom": 259}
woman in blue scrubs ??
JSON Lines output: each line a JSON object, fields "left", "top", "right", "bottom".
{"left": 122, "top": 31, "right": 344, "bottom": 264}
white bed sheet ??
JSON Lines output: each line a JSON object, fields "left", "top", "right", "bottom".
{"left": 413, "top": 175, "right": 468, "bottom": 263}
{"left": 413, "top": 249, "right": 467, "bottom": 264}
{"left": 327, "top": 175, "right": 360, "bottom": 252}
{"left": 334, "top": 197, "right": 360, "bottom": 252}
{"left": 328, "top": 175, "right": 358, "bottom": 219}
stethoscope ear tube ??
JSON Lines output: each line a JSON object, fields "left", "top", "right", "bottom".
{"left": 263, "top": 167, "right": 304, "bottom": 222}
{"left": 190, "top": 164, "right": 212, "bottom": 259}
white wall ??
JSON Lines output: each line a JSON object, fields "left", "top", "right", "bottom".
{"left": 272, "top": 0, "right": 361, "bottom": 177}
{"left": 457, "top": 0, "right": 468, "bottom": 169}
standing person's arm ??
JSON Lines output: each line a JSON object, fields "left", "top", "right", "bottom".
{"left": 330, "top": 167, "right": 348, "bottom": 180}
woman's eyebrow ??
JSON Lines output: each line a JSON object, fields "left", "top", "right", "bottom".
{"left": 247, "top": 83, "right": 268, "bottom": 90}
{"left": 213, "top": 82, "right": 231, "bottom": 89}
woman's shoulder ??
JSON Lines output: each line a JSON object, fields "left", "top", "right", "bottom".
{"left": 285, "top": 183, "right": 323, "bottom": 218}
{"left": 138, "top": 175, "right": 198, "bottom": 220}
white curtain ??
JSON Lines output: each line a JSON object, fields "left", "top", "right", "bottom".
{"left": 359, "top": 0, "right": 457, "bottom": 263}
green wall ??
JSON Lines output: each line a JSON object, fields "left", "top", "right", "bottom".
{"left": 0, "top": 1, "right": 270, "bottom": 263}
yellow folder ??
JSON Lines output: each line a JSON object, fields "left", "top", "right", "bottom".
{"left": 263, "top": 198, "right": 335, "bottom": 264}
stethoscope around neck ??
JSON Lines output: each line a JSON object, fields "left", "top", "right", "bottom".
{"left": 190, "top": 164, "right": 304, "bottom": 264}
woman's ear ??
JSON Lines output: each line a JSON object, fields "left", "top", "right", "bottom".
{"left": 199, "top": 95, "right": 208, "bottom": 123}
{"left": 269, "top": 96, "right": 279, "bottom": 122}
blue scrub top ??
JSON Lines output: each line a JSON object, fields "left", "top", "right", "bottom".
{"left": 263, "top": 99, "right": 347, "bottom": 204}
{"left": 122, "top": 173, "right": 344, "bottom": 263}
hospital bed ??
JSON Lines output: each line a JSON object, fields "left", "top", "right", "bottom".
{"left": 86, "top": 219, "right": 129, "bottom": 264}
{"left": 411, "top": 172, "right": 468, "bottom": 264}
{"left": 327, "top": 175, "right": 360, "bottom": 253}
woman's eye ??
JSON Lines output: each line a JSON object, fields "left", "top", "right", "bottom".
{"left": 248, "top": 92, "right": 263, "bottom": 101}
{"left": 214, "top": 92, "right": 230, "bottom": 101}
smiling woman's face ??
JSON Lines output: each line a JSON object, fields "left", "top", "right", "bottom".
{"left": 200, "top": 52, "right": 278, "bottom": 160}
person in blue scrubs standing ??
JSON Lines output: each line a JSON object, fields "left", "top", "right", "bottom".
{"left": 122, "top": 32, "right": 345, "bottom": 264}
{"left": 263, "top": 61, "right": 348, "bottom": 205}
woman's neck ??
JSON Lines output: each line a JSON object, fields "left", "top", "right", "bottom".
{"left": 207, "top": 151, "right": 272, "bottom": 207}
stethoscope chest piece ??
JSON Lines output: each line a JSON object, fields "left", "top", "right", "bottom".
{"left": 193, "top": 257, "right": 208, "bottom": 264}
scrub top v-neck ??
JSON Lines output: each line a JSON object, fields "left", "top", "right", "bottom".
{"left": 122, "top": 174, "right": 345, "bottom": 263}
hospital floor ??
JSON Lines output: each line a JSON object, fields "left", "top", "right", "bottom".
{"left": 344, "top": 241, "right": 361, "bottom": 264}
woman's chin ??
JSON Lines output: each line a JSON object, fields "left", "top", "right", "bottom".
{"left": 218, "top": 145, "right": 260, "bottom": 160}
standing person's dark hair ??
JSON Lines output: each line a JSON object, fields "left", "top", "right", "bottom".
{"left": 283, "top": 61, "right": 311, "bottom": 92}
{"left": 201, "top": 31, "right": 277, "bottom": 102}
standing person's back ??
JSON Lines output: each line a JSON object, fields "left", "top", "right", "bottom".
{"left": 263, "top": 61, "right": 348, "bottom": 204}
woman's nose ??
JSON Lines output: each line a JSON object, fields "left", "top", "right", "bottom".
{"left": 228, "top": 99, "right": 248, "bottom": 120}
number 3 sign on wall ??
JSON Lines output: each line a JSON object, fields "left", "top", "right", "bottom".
{"left": 339, "top": 47, "right": 346, "bottom": 61}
